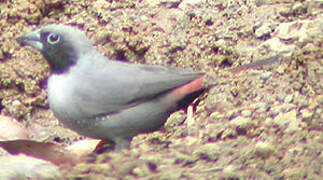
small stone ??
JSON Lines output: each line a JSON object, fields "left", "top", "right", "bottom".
{"left": 264, "top": 117, "right": 273, "bottom": 126}
{"left": 298, "top": 98, "right": 309, "bottom": 108}
{"left": 179, "top": 0, "right": 202, "bottom": 9}
{"left": 258, "top": 37, "right": 296, "bottom": 54}
{"left": 254, "top": 0, "right": 272, "bottom": 6}
{"left": 276, "top": 64, "right": 286, "bottom": 74}
{"left": 221, "top": 129, "right": 237, "bottom": 139}
{"left": 226, "top": 109, "right": 238, "bottom": 119}
{"left": 93, "top": 30, "right": 111, "bottom": 45}
{"left": 300, "top": 109, "right": 313, "bottom": 120}
{"left": 259, "top": 72, "right": 272, "bottom": 81}
{"left": 132, "top": 167, "right": 145, "bottom": 176}
{"left": 255, "top": 23, "right": 272, "bottom": 39}
{"left": 175, "top": 150, "right": 199, "bottom": 164}
{"left": 230, "top": 116, "right": 253, "bottom": 130}
{"left": 275, "top": 20, "right": 312, "bottom": 45}
{"left": 272, "top": 110, "right": 292, "bottom": 128}
{"left": 277, "top": 94, "right": 285, "bottom": 102}
{"left": 75, "top": 18, "right": 85, "bottom": 26}
{"left": 279, "top": 6, "right": 292, "bottom": 17}
{"left": 214, "top": 39, "right": 226, "bottom": 47}
{"left": 204, "top": 124, "right": 225, "bottom": 140}
{"left": 292, "top": 2, "right": 307, "bottom": 15}
{"left": 194, "top": 143, "right": 220, "bottom": 161}
{"left": 285, "top": 94, "right": 294, "bottom": 103}
{"left": 285, "top": 113, "right": 301, "bottom": 133}
{"left": 273, "top": 110, "right": 300, "bottom": 132}
{"left": 271, "top": 105, "right": 284, "bottom": 116}
{"left": 209, "top": 111, "right": 221, "bottom": 119}
{"left": 256, "top": 102, "right": 270, "bottom": 113}
{"left": 205, "top": 96, "right": 217, "bottom": 111}
{"left": 0, "top": 49, "right": 4, "bottom": 60}
{"left": 255, "top": 141, "right": 274, "bottom": 158}
{"left": 12, "top": 100, "right": 21, "bottom": 106}
{"left": 281, "top": 103, "right": 296, "bottom": 112}
{"left": 241, "top": 110, "right": 252, "bottom": 117}
{"left": 223, "top": 164, "right": 238, "bottom": 173}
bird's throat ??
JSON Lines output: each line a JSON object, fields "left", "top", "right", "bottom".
{"left": 44, "top": 51, "right": 77, "bottom": 74}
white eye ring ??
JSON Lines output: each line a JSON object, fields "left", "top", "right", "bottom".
{"left": 47, "top": 33, "right": 60, "bottom": 45}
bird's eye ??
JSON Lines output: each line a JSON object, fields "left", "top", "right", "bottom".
{"left": 47, "top": 33, "right": 60, "bottom": 45}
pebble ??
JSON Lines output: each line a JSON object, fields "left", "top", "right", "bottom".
{"left": 255, "top": 141, "right": 274, "bottom": 158}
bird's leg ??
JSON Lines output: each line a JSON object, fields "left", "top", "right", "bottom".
{"left": 114, "top": 137, "right": 131, "bottom": 151}
{"left": 185, "top": 105, "right": 197, "bottom": 136}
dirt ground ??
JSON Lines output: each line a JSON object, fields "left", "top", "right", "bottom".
{"left": 0, "top": 0, "right": 322, "bottom": 179}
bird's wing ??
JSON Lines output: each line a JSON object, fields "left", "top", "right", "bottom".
{"left": 71, "top": 57, "right": 204, "bottom": 118}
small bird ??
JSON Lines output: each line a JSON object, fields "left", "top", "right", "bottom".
{"left": 17, "top": 25, "right": 205, "bottom": 149}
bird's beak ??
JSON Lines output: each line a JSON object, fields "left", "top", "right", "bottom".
{"left": 16, "top": 29, "right": 43, "bottom": 51}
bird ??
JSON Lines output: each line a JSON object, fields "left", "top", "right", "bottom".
{"left": 16, "top": 25, "right": 205, "bottom": 150}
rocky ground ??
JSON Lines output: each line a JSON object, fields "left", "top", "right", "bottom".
{"left": 0, "top": 0, "right": 322, "bottom": 179}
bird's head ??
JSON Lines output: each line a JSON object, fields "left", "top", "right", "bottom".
{"left": 17, "top": 25, "right": 93, "bottom": 74}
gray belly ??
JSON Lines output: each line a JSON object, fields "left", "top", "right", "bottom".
{"left": 63, "top": 100, "right": 171, "bottom": 142}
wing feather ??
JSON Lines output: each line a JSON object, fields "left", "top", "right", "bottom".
{"left": 71, "top": 56, "right": 204, "bottom": 118}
